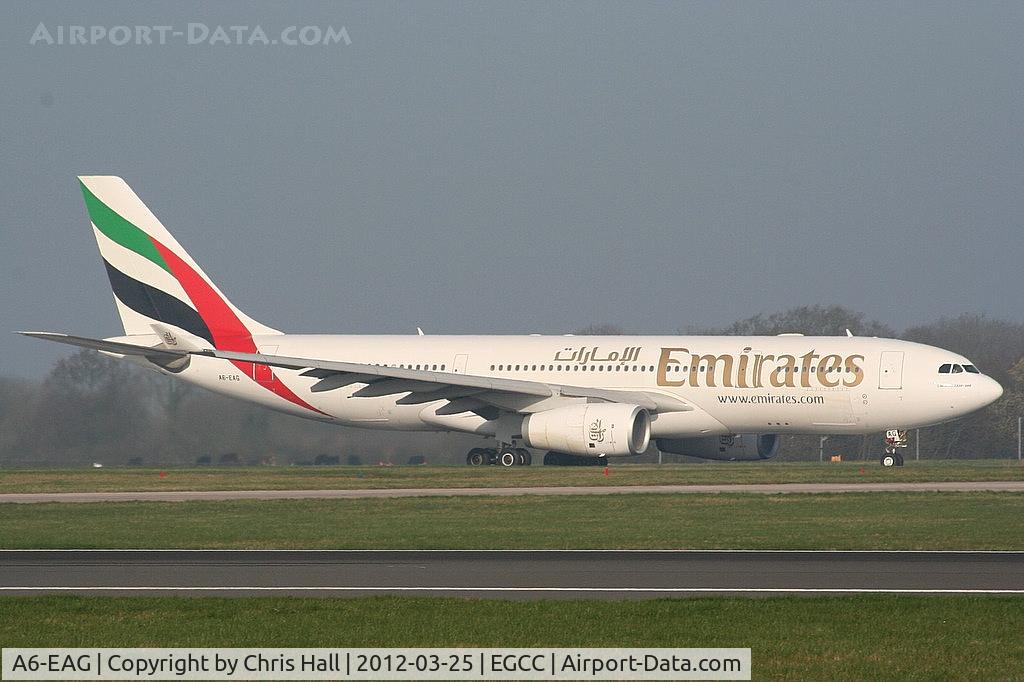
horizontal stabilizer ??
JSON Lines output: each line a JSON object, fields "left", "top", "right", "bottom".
{"left": 17, "top": 331, "right": 187, "bottom": 363}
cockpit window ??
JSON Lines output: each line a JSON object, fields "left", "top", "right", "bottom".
{"left": 939, "top": 364, "right": 951, "bottom": 373}
{"left": 963, "top": 364, "right": 981, "bottom": 374}
{"left": 951, "top": 364, "right": 964, "bottom": 373}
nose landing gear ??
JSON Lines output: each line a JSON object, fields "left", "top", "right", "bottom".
{"left": 881, "top": 429, "right": 908, "bottom": 467}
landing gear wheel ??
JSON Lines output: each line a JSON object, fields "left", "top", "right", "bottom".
{"left": 466, "top": 448, "right": 487, "bottom": 466}
{"left": 514, "top": 448, "right": 530, "bottom": 466}
{"left": 499, "top": 450, "right": 517, "bottom": 467}
{"left": 881, "top": 454, "right": 896, "bottom": 467}
{"left": 894, "top": 453, "right": 905, "bottom": 467}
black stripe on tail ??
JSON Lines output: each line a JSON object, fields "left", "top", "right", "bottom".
{"left": 102, "top": 259, "right": 215, "bottom": 346}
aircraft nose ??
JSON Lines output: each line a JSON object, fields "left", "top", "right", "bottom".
{"left": 979, "top": 376, "right": 1004, "bottom": 407}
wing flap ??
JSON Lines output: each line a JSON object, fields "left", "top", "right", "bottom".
{"left": 310, "top": 373, "right": 377, "bottom": 393}
{"left": 396, "top": 387, "right": 488, "bottom": 405}
{"left": 351, "top": 379, "right": 444, "bottom": 398}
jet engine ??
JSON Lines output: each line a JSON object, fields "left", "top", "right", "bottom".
{"left": 655, "top": 433, "right": 779, "bottom": 461}
{"left": 522, "top": 403, "right": 651, "bottom": 456}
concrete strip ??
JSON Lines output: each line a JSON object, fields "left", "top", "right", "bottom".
{"left": 1, "top": 480, "right": 1023, "bottom": 504}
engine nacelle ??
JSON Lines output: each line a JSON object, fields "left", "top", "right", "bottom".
{"left": 656, "top": 434, "right": 779, "bottom": 461}
{"left": 522, "top": 403, "right": 651, "bottom": 456}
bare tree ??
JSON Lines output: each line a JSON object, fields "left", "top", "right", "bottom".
{"left": 572, "top": 324, "right": 625, "bottom": 335}
{"left": 905, "top": 315, "right": 1024, "bottom": 459}
{"left": 4, "top": 307, "right": 1022, "bottom": 466}
{"left": 703, "top": 305, "right": 895, "bottom": 338}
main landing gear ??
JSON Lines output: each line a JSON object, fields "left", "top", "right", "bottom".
{"left": 466, "top": 447, "right": 532, "bottom": 466}
{"left": 881, "top": 429, "right": 908, "bottom": 467}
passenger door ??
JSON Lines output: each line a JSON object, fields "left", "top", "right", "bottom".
{"left": 878, "top": 351, "right": 904, "bottom": 390}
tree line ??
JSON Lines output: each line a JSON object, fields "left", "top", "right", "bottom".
{"left": 1, "top": 305, "right": 1021, "bottom": 466}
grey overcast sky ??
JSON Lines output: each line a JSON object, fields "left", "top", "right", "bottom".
{"left": 2, "top": 1, "right": 1022, "bottom": 378}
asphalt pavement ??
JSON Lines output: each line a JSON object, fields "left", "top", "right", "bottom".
{"left": 1, "top": 550, "right": 1021, "bottom": 599}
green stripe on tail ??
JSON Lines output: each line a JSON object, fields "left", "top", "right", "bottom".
{"left": 80, "top": 180, "right": 171, "bottom": 274}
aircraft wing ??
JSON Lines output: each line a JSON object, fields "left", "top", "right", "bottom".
{"left": 18, "top": 332, "right": 691, "bottom": 415}
{"left": 204, "top": 347, "right": 691, "bottom": 414}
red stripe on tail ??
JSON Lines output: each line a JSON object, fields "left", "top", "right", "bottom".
{"left": 150, "top": 239, "right": 326, "bottom": 416}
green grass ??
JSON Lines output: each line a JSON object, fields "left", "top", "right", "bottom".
{"left": 2, "top": 492, "right": 1022, "bottom": 549}
{"left": 2, "top": 460, "right": 1023, "bottom": 493}
{"left": 0, "top": 595, "right": 1021, "bottom": 680}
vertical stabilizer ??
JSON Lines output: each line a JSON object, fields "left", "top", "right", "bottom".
{"left": 79, "top": 175, "right": 280, "bottom": 346}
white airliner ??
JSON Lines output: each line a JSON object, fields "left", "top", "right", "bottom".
{"left": 21, "top": 177, "right": 1003, "bottom": 467}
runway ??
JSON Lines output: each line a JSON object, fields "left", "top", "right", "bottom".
{"left": 1, "top": 550, "right": 1021, "bottom": 599}
{"left": 2, "top": 480, "right": 1024, "bottom": 503}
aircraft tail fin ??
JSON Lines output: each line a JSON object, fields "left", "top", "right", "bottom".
{"left": 78, "top": 176, "right": 280, "bottom": 349}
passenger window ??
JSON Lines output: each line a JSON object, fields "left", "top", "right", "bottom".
{"left": 939, "top": 364, "right": 951, "bottom": 373}
{"left": 951, "top": 365, "right": 964, "bottom": 374}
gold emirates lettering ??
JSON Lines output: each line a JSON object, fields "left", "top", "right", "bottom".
{"left": 656, "top": 347, "right": 864, "bottom": 389}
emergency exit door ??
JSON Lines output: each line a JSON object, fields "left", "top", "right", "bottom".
{"left": 878, "top": 351, "right": 904, "bottom": 389}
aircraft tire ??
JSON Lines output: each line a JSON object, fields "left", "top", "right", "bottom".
{"left": 514, "top": 448, "right": 530, "bottom": 466}
{"left": 499, "top": 450, "right": 517, "bottom": 467}
{"left": 894, "top": 453, "right": 905, "bottom": 467}
{"left": 881, "top": 454, "right": 896, "bottom": 467}
{"left": 466, "top": 449, "right": 487, "bottom": 466}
